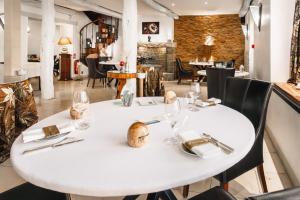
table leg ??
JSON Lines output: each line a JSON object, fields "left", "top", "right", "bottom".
{"left": 123, "top": 195, "right": 140, "bottom": 200}
{"left": 116, "top": 79, "right": 126, "bottom": 99}
{"left": 158, "top": 190, "right": 177, "bottom": 200}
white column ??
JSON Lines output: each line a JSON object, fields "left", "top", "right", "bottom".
{"left": 4, "top": 0, "right": 21, "bottom": 76}
{"left": 122, "top": 0, "right": 138, "bottom": 94}
{"left": 21, "top": 16, "right": 28, "bottom": 67}
{"left": 40, "top": 0, "right": 55, "bottom": 99}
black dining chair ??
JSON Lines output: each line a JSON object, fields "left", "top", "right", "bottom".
{"left": 176, "top": 58, "right": 193, "bottom": 84}
{"left": 183, "top": 78, "right": 273, "bottom": 198}
{"left": 86, "top": 58, "right": 107, "bottom": 88}
{"left": 206, "top": 68, "right": 235, "bottom": 100}
{"left": 0, "top": 182, "right": 68, "bottom": 200}
{"left": 226, "top": 60, "right": 235, "bottom": 68}
{"left": 188, "top": 186, "right": 300, "bottom": 200}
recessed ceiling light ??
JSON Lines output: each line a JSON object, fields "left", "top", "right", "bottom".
{"left": 171, "top": 2, "right": 176, "bottom": 7}
{"left": 204, "top": 1, "right": 208, "bottom": 5}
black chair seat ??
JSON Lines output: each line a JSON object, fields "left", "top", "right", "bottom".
{"left": 189, "top": 187, "right": 300, "bottom": 200}
{"left": 189, "top": 187, "right": 236, "bottom": 200}
{"left": 0, "top": 183, "right": 67, "bottom": 200}
{"left": 246, "top": 187, "right": 300, "bottom": 200}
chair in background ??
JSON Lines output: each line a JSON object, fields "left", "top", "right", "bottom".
{"left": 0, "top": 183, "right": 67, "bottom": 200}
{"left": 226, "top": 60, "right": 235, "bottom": 68}
{"left": 86, "top": 58, "right": 106, "bottom": 88}
{"left": 183, "top": 78, "right": 272, "bottom": 198}
{"left": 188, "top": 186, "right": 300, "bottom": 200}
{"left": 206, "top": 68, "right": 235, "bottom": 100}
{"left": 176, "top": 58, "right": 193, "bottom": 84}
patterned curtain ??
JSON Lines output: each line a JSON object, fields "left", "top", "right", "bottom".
{"left": 289, "top": 0, "right": 300, "bottom": 84}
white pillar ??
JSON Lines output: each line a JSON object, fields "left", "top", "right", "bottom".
{"left": 4, "top": 0, "right": 21, "bottom": 76}
{"left": 122, "top": 0, "right": 138, "bottom": 94}
{"left": 40, "top": 0, "right": 55, "bottom": 99}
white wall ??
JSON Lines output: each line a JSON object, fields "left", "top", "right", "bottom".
{"left": 28, "top": 19, "right": 42, "bottom": 56}
{"left": 137, "top": 1, "right": 174, "bottom": 43}
{"left": 270, "top": 0, "right": 295, "bottom": 82}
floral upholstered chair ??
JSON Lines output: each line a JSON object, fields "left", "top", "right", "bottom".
{"left": 0, "top": 80, "right": 38, "bottom": 163}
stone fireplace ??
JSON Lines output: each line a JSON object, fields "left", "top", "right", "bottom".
{"left": 137, "top": 42, "right": 176, "bottom": 80}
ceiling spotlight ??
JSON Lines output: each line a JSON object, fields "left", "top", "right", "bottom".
{"left": 171, "top": 2, "right": 176, "bottom": 7}
{"left": 204, "top": 1, "right": 208, "bottom": 5}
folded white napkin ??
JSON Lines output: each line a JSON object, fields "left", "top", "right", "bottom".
{"left": 22, "top": 123, "right": 75, "bottom": 143}
{"left": 179, "top": 130, "right": 221, "bottom": 159}
{"left": 195, "top": 98, "right": 221, "bottom": 107}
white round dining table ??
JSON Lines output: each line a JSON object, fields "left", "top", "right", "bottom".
{"left": 11, "top": 97, "right": 255, "bottom": 197}
{"left": 197, "top": 70, "right": 250, "bottom": 77}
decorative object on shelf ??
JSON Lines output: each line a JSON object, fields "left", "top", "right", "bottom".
{"left": 142, "top": 22, "right": 159, "bottom": 34}
{"left": 121, "top": 90, "right": 134, "bottom": 107}
{"left": 164, "top": 90, "right": 177, "bottom": 104}
{"left": 70, "top": 107, "right": 81, "bottom": 120}
{"left": 127, "top": 122, "right": 149, "bottom": 148}
{"left": 58, "top": 37, "right": 72, "bottom": 54}
{"left": 148, "top": 36, "right": 151, "bottom": 42}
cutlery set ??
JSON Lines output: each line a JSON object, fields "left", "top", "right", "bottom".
{"left": 182, "top": 133, "right": 234, "bottom": 155}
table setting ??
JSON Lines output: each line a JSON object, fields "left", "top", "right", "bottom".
{"left": 10, "top": 86, "right": 255, "bottom": 198}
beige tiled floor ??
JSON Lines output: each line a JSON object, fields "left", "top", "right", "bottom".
{"left": 0, "top": 79, "right": 293, "bottom": 199}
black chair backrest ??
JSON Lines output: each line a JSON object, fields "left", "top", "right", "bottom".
{"left": 176, "top": 58, "right": 184, "bottom": 72}
{"left": 224, "top": 77, "right": 273, "bottom": 134}
{"left": 86, "top": 58, "right": 99, "bottom": 78}
{"left": 206, "top": 68, "right": 235, "bottom": 100}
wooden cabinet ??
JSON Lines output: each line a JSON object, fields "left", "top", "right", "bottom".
{"left": 59, "top": 54, "right": 72, "bottom": 81}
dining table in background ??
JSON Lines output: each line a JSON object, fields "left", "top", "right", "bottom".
{"left": 197, "top": 70, "right": 250, "bottom": 78}
{"left": 107, "top": 71, "right": 137, "bottom": 99}
{"left": 11, "top": 97, "right": 255, "bottom": 199}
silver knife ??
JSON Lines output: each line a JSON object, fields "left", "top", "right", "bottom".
{"left": 203, "top": 133, "right": 234, "bottom": 154}
{"left": 23, "top": 137, "right": 84, "bottom": 154}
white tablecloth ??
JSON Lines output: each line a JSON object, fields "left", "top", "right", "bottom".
{"left": 197, "top": 70, "right": 250, "bottom": 77}
{"left": 11, "top": 97, "right": 255, "bottom": 197}
{"left": 189, "top": 61, "right": 214, "bottom": 66}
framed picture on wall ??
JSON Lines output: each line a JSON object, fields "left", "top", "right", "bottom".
{"left": 142, "top": 22, "right": 159, "bottom": 34}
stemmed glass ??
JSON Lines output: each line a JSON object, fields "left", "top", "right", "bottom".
{"left": 186, "top": 82, "right": 201, "bottom": 112}
{"left": 72, "top": 90, "right": 90, "bottom": 130}
{"left": 164, "top": 100, "right": 189, "bottom": 144}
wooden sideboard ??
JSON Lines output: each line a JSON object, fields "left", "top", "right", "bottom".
{"left": 59, "top": 54, "right": 72, "bottom": 81}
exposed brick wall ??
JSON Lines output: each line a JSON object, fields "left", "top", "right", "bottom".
{"left": 174, "top": 14, "right": 245, "bottom": 68}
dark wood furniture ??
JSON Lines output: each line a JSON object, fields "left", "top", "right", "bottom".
{"left": 86, "top": 58, "right": 107, "bottom": 88}
{"left": 176, "top": 58, "right": 193, "bottom": 84}
{"left": 59, "top": 54, "right": 72, "bottom": 81}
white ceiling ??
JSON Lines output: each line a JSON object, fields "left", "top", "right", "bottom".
{"left": 20, "top": 0, "right": 243, "bottom": 16}
{"left": 155, "top": 0, "right": 244, "bottom": 16}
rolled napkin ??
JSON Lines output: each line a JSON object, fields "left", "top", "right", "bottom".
{"left": 195, "top": 98, "right": 222, "bottom": 107}
{"left": 22, "top": 123, "right": 75, "bottom": 143}
{"left": 179, "top": 130, "right": 221, "bottom": 159}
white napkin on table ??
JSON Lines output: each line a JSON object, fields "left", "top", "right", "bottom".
{"left": 196, "top": 98, "right": 222, "bottom": 107}
{"left": 179, "top": 130, "right": 221, "bottom": 159}
{"left": 22, "top": 123, "right": 75, "bottom": 143}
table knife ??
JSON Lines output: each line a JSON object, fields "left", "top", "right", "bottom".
{"left": 203, "top": 133, "right": 234, "bottom": 154}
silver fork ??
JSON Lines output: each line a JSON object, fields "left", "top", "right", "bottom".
{"left": 23, "top": 137, "right": 84, "bottom": 155}
{"left": 203, "top": 133, "right": 234, "bottom": 154}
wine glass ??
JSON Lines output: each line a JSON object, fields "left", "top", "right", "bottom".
{"left": 72, "top": 90, "right": 90, "bottom": 130}
{"left": 164, "top": 100, "right": 182, "bottom": 144}
{"left": 188, "top": 82, "right": 201, "bottom": 112}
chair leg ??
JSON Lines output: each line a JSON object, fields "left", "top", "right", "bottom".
{"left": 182, "top": 185, "right": 189, "bottom": 198}
{"left": 177, "top": 77, "right": 181, "bottom": 85}
{"left": 257, "top": 164, "right": 268, "bottom": 193}
{"left": 92, "top": 79, "right": 96, "bottom": 88}
{"left": 87, "top": 78, "right": 90, "bottom": 87}
{"left": 222, "top": 183, "right": 229, "bottom": 191}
